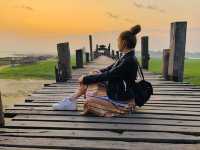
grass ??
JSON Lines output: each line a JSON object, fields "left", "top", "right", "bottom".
{"left": 148, "top": 58, "right": 200, "bottom": 85}
{"left": 1, "top": 55, "right": 200, "bottom": 85}
{"left": 0, "top": 55, "right": 76, "bottom": 80}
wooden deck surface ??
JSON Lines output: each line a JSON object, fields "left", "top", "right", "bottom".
{"left": 1, "top": 56, "right": 200, "bottom": 150}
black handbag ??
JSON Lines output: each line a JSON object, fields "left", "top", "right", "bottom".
{"left": 134, "top": 60, "right": 153, "bottom": 107}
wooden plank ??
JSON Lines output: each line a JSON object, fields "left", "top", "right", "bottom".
{"left": 28, "top": 100, "right": 200, "bottom": 107}
{"left": 11, "top": 104, "right": 200, "bottom": 114}
{"left": 30, "top": 98, "right": 200, "bottom": 103}
{"left": 0, "top": 147, "right": 57, "bottom": 150}
{"left": 0, "top": 136, "right": 200, "bottom": 150}
{"left": 5, "top": 121, "right": 200, "bottom": 135}
{"left": 5, "top": 107, "right": 200, "bottom": 116}
{"left": 13, "top": 115, "right": 200, "bottom": 127}
{"left": 5, "top": 109, "right": 200, "bottom": 121}
{"left": 12, "top": 103, "right": 200, "bottom": 114}
{"left": 0, "top": 128, "right": 200, "bottom": 144}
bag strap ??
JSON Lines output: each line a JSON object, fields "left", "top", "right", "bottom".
{"left": 135, "top": 58, "right": 145, "bottom": 80}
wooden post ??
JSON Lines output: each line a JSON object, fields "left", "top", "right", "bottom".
{"left": 111, "top": 50, "right": 115, "bottom": 59}
{"left": 55, "top": 65, "right": 59, "bottom": 82}
{"left": 168, "top": 22, "right": 187, "bottom": 82}
{"left": 116, "top": 51, "right": 120, "bottom": 59}
{"left": 89, "top": 35, "right": 93, "bottom": 61}
{"left": 76, "top": 49, "right": 84, "bottom": 68}
{"left": 57, "top": 42, "right": 72, "bottom": 82}
{"left": 94, "top": 44, "right": 99, "bottom": 59}
{"left": 86, "top": 52, "right": 90, "bottom": 63}
{"left": 0, "top": 92, "right": 5, "bottom": 127}
{"left": 162, "top": 49, "right": 171, "bottom": 80}
{"left": 141, "top": 36, "right": 150, "bottom": 70}
{"left": 108, "top": 43, "right": 111, "bottom": 57}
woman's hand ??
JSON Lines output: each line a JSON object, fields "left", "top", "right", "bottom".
{"left": 89, "top": 69, "right": 101, "bottom": 75}
{"left": 78, "top": 75, "right": 85, "bottom": 84}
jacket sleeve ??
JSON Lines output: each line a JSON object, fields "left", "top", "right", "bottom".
{"left": 99, "top": 63, "right": 115, "bottom": 73}
{"left": 83, "top": 59, "right": 131, "bottom": 85}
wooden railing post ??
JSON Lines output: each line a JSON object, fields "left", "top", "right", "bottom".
{"left": 0, "top": 92, "right": 5, "bottom": 127}
{"left": 108, "top": 43, "right": 111, "bottom": 57}
{"left": 56, "top": 42, "right": 72, "bottom": 82}
{"left": 141, "top": 36, "right": 150, "bottom": 70}
{"left": 168, "top": 21, "right": 187, "bottom": 82}
{"left": 76, "top": 49, "right": 84, "bottom": 68}
{"left": 120, "top": 52, "right": 123, "bottom": 57}
{"left": 116, "top": 51, "right": 120, "bottom": 59}
{"left": 111, "top": 50, "right": 115, "bottom": 59}
{"left": 86, "top": 52, "right": 90, "bottom": 63}
{"left": 163, "top": 49, "right": 171, "bottom": 80}
{"left": 89, "top": 35, "right": 93, "bottom": 61}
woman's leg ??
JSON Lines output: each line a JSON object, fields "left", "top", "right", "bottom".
{"left": 69, "top": 83, "right": 88, "bottom": 100}
{"left": 69, "top": 70, "right": 102, "bottom": 101}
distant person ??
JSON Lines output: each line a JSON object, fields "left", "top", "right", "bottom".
{"left": 53, "top": 25, "right": 142, "bottom": 117}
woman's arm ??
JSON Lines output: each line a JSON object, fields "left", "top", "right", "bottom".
{"left": 99, "top": 63, "right": 115, "bottom": 73}
{"left": 82, "top": 59, "right": 135, "bottom": 85}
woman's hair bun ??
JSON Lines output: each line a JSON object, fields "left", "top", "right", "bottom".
{"left": 130, "top": 25, "right": 141, "bottom": 35}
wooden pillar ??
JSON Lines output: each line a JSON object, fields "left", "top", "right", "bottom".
{"left": 57, "top": 42, "right": 72, "bottom": 82}
{"left": 0, "top": 92, "right": 5, "bottom": 127}
{"left": 95, "top": 44, "right": 99, "bottom": 59}
{"left": 120, "top": 52, "right": 123, "bottom": 57}
{"left": 111, "top": 50, "right": 115, "bottom": 59}
{"left": 76, "top": 49, "right": 84, "bottom": 68}
{"left": 162, "top": 49, "right": 171, "bottom": 80}
{"left": 141, "top": 36, "right": 150, "bottom": 70}
{"left": 55, "top": 65, "right": 59, "bottom": 82}
{"left": 168, "top": 22, "right": 187, "bottom": 82}
{"left": 108, "top": 43, "right": 111, "bottom": 57}
{"left": 86, "top": 52, "right": 90, "bottom": 63}
{"left": 116, "top": 51, "right": 120, "bottom": 59}
{"left": 89, "top": 35, "right": 93, "bottom": 61}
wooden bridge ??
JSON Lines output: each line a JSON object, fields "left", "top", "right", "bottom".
{"left": 1, "top": 21, "right": 200, "bottom": 149}
{"left": 0, "top": 55, "right": 200, "bottom": 150}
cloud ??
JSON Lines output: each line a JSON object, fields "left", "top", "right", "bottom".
{"left": 124, "top": 18, "right": 134, "bottom": 23}
{"left": 14, "top": 4, "right": 34, "bottom": 11}
{"left": 106, "top": 12, "right": 119, "bottom": 19}
{"left": 133, "top": 1, "right": 165, "bottom": 13}
{"left": 105, "top": 12, "right": 134, "bottom": 23}
{"left": 21, "top": 5, "right": 34, "bottom": 11}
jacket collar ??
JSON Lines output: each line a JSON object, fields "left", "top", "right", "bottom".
{"left": 122, "top": 50, "right": 135, "bottom": 59}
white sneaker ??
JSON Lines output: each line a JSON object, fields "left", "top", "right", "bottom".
{"left": 52, "top": 97, "right": 77, "bottom": 110}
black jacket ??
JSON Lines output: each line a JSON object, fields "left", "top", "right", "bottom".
{"left": 83, "top": 50, "right": 138, "bottom": 90}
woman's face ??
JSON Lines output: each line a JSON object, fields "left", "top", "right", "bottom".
{"left": 117, "top": 37, "right": 125, "bottom": 52}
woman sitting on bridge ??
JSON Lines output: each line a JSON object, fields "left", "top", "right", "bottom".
{"left": 53, "top": 25, "right": 141, "bottom": 117}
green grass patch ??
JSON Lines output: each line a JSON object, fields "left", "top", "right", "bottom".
{"left": 149, "top": 58, "right": 162, "bottom": 74}
{"left": 0, "top": 56, "right": 76, "bottom": 80}
{"left": 148, "top": 58, "right": 200, "bottom": 85}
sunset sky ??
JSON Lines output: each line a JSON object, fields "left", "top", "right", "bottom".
{"left": 0, "top": 0, "right": 200, "bottom": 56}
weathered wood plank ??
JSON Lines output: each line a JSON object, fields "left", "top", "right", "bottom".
{"left": 0, "top": 128, "right": 199, "bottom": 144}
{"left": 1, "top": 136, "right": 200, "bottom": 150}
{"left": 5, "top": 107, "right": 200, "bottom": 116}
{"left": 0, "top": 147, "right": 57, "bottom": 150}
{"left": 12, "top": 115, "right": 200, "bottom": 127}
{"left": 5, "top": 121, "right": 200, "bottom": 135}
{"left": 5, "top": 109, "right": 200, "bottom": 121}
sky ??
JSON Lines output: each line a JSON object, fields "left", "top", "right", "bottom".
{"left": 0, "top": 0, "right": 200, "bottom": 56}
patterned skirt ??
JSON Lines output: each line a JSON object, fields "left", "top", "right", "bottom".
{"left": 82, "top": 91, "right": 135, "bottom": 117}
